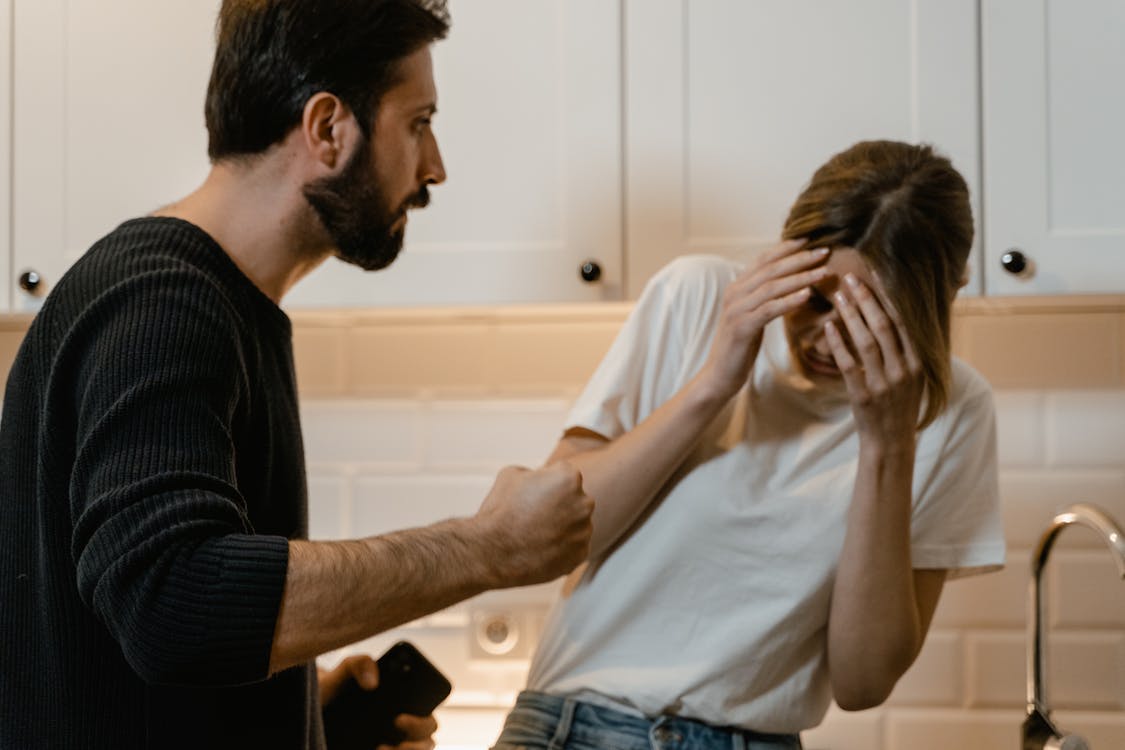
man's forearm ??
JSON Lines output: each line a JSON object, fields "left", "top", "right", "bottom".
{"left": 269, "top": 517, "right": 495, "bottom": 673}
{"left": 269, "top": 462, "right": 595, "bottom": 673}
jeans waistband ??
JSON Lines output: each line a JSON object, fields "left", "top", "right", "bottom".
{"left": 493, "top": 690, "right": 802, "bottom": 750}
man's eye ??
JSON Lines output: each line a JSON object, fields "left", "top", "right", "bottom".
{"left": 808, "top": 287, "right": 834, "bottom": 314}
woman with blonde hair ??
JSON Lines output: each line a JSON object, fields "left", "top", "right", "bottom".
{"left": 492, "top": 140, "right": 1005, "bottom": 750}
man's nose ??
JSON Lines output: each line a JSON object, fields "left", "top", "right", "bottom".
{"left": 422, "top": 132, "right": 446, "bottom": 186}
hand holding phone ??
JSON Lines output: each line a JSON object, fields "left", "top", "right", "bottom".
{"left": 322, "top": 641, "right": 452, "bottom": 750}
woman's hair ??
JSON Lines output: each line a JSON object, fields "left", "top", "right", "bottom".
{"left": 205, "top": 0, "right": 450, "bottom": 161}
{"left": 781, "top": 140, "right": 973, "bottom": 429}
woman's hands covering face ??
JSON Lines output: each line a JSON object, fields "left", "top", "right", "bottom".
{"left": 701, "top": 239, "right": 831, "bottom": 401}
{"left": 824, "top": 272, "right": 925, "bottom": 446}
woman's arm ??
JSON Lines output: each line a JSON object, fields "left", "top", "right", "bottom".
{"left": 823, "top": 272, "right": 945, "bottom": 709}
{"left": 549, "top": 242, "right": 832, "bottom": 559}
{"left": 828, "top": 440, "right": 947, "bottom": 709}
{"left": 546, "top": 373, "right": 730, "bottom": 559}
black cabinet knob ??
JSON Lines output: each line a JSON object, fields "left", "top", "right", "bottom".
{"left": 1001, "top": 249, "right": 1028, "bottom": 275}
{"left": 579, "top": 260, "right": 602, "bottom": 283}
{"left": 18, "top": 270, "right": 44, "bottom": 295}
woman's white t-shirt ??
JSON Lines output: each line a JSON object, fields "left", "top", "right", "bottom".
{"left": 526, "top": 255, "right": 1006, "bottom": 734}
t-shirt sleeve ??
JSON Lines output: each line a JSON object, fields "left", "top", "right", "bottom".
{"left": 65, "top": 269, "right": 289, "bottom": 687}
{"left": 565, "top": 255, "right": 734, "bottom": 438}
{"left": 909, "top": 369, "right": 1006, "bottom": 578}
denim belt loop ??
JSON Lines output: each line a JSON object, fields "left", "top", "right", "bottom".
{"left": 730, "top": 730, "right": 748, "bottom": 750}
{"left": 547, "top": 696, "right": 578, "bottom": 750}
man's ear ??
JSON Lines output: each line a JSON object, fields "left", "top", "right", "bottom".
{"left": 300, "top": 92, "right": 361, "bottom": 170}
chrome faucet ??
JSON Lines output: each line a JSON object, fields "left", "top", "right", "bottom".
{"left": 1023, "top": 503, "right": 1125, "bottom": 750}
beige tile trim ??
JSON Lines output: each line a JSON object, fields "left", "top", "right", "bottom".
{"left": 292, "top": 304, "right": 631, "bottom": 396}
{"left": 4, "top": 297, "right": 1125, "bottom": 394}
{"left": 955, "top": 295, "right": 1125, "bottom": 315}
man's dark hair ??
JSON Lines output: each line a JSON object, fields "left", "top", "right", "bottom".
{"left": 205, "top": 0, "right": 450, "bottom": 161}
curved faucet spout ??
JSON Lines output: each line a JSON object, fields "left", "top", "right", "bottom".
{"left": 1025, "top": 503, "right": 1125, "bottom": 749}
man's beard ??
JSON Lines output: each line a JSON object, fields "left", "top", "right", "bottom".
{"left": 302, "top": 135, "right": 430, "bottom": 272}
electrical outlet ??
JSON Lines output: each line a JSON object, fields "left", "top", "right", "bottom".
{"left": 468, "top": 605, "right": 547, "bottom": 661}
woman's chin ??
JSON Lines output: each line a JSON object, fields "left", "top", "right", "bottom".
{"left": 799, "top": 351, "right": 842, "bottom": 379}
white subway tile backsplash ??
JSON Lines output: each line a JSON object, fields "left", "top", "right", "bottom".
{"left": 351, "top": 474, "right": 494, "bottom": 538}
{"left": 295, "top": 384, "right": 1125, "bottom": 749}
{"left": 999, "top": 470, "right": 1125, "bottom": 548}
{"left": 967, "top": 632, "right": 1125, "bottom": 710}
{"left": 432, "top": 708, "right": 509, "bottom": 749}
{"left": 1050, "top": 710, "right": 1125, "bottom": 748}
{"left": 470, "top": 581, "right": 565, "bottom": 611}
{"left": 300, "top": 400, "right": 424, "bottom": 466}
{"left": 965, "top": 632, "right": 1025, "bottom": 709}
{"left": 425, "top": 400, "right": 571, "bottom": 470}
{"left": 885, "top": 632, "right": 963, "bottom": 707}
{"left": 1047, "top": 392, "right": 1125, "bottom": 467}
{"left": 1048, "top": 634, "right": 1125, "bottom": 710}
{"left": 802, "top": 706, "right": 883, "bottom": 750}
{"left": 930, "top": 553, "right": 1029, "bottom": 629}
{"left": 1052, "top": 553, "right": 1125, "bottom": 628}
{"left": 307, "top": 473, "right": 348, "bottom": 540}
{"left": 884, "top": 709, "right": 1018, "bottom": 750}
{"left": 994, "top": 392, "right": 1047, "bottom": 467}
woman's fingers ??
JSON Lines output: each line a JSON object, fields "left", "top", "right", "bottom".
{"left": 869, "top": 271, "right": 923, "bottom": 375}
{"left": 842, "top": 273, "right": 905, "bottom": 381}
{"left": 735, "top": 264, "right": 830, "bottom": 316}
{"left": 757, "top": 237, "right": 808, "bottom": 265}
{"left": 824, "top": 321, "right": 865, "bottom": 392}
{"left": 831, "top": 285, "right": 887, "bottom": 392}
{"left": 733, "top": 245, "right": 829, "bottom": 294}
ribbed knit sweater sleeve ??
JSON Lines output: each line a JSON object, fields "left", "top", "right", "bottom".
{"left": 61, "top": 259, "right": 289, "bottom": 687}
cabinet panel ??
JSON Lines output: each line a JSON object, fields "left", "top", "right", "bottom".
{"left": 12, "top": 0, "right": 218, "bottom": 311}
{"left": 983, "top": 0, "right": 1125, "bottom": 294}
{"left": 625, "top": 0, "right": 982, "bottom": 296}
{"left": 11, "top": 0, "right": 623, "bottom": 310}
{"left": 1, "top": 0, "right": 11, "bottom": 311}
{"left": 277, "top": 0, "right": 625, "bottom": 308}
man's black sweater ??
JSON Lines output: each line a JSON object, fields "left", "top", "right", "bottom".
{"left": 0, "top": 218, "right": 322, "bottom": 748}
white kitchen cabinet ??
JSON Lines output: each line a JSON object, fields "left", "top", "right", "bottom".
{"left": 623, "top": 0, "right": 984, "bottom": 296}
{"left": 11, "top": 0, "right": 219, "bottom": 313}
{"left": 1, "top": 0, "right": 12, "bottom": 310}
{"left": 982, "top": 0, "right": 1125, "bottom": 295}
{"left": 8, "top": 0, "right": 623, "bottom": 311}
{"left": 287, "top": 0, "right": 623, "bottom": 308}
{"left": 8, "top": 0, "right": 1125, "bottom": 312}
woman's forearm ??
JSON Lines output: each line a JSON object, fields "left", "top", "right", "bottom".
{"left": 551, "top": 371, "right": 733, "bottom": 560}
{"left": 827, "top": 441, "right": 940, "bottom": 710}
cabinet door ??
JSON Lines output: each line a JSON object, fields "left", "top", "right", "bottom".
{"left": 1, "top": 0, "right": 11, "bottom": 311}
{"left": 11, "top": 0, "right": 623, "bottom": 310}
{"left": 11, "top": 0, "right": 219, "bottom": 312}
{"left": 285, "top": 0, "right": 624, "bottom": 308}
{"left": 624, "top": 0, "right": 982, "bottom": 296}
{"left": 983, "top": 0, "right": 1125, "bottom": 295}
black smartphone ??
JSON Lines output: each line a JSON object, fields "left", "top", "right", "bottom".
{"left": 322, "top": 641, "right": 453, "bottom": 750}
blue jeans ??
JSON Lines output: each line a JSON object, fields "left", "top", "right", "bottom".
{"left": 491, "top": 691, "right": 803, "bottom": 750}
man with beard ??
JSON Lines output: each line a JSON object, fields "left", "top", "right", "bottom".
{"left": 0, "top": 2, "right": 595, "bottom": 749}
